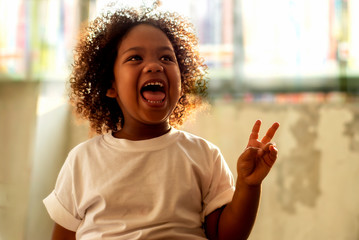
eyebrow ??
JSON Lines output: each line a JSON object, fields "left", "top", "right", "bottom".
{"left": 121, "top": 46, "right": 175, "bottom": 55}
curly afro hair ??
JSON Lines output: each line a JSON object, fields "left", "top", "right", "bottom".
{"left": 69, "top": 6, "right": 208, "bottom": 134}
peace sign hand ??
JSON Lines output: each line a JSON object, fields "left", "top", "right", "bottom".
{"left": 237, "top": 120, "right": 280, "bottom": 186}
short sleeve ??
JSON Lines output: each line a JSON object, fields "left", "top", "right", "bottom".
{"left": 43, "top": 161, "right": 82, "bottom": 231}
{"left": 201, "top": 151, "right": 235, "bottom": 221}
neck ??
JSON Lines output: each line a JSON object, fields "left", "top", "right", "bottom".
{"left": 112, "top": 122, "right": 172, "bottom": 141}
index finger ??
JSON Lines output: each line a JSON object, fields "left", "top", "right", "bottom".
{"left": 261, "top": 122, "right": 280, "bottom": 144}
{"left": 249, "top": 119, "right": 262, "bottom": 141}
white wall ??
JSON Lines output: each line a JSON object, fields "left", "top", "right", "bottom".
{"left": 0, "top": 82, "right": 39, "bottom": 240}
{"left": 183, "top": 100, "right": 359, "bottom": 240}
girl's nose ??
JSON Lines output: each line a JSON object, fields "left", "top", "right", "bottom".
{"left": 143, "top": 62, "right": 164, "bottom": 73}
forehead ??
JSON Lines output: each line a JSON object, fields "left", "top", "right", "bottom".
{"left": 118, "top": 24, "right": 174, "bottom": 52}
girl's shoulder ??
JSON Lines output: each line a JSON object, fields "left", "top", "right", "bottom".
{"left": 67, "top": 134, "right": 106, "bottom": 157}
{"left": 175, "top": 129, "right": 220, "bottom": 152}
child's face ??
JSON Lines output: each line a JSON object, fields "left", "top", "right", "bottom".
{"left": 107, "top": 24, "right": 182, "bottom": 130}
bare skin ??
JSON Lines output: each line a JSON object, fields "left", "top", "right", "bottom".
{"left": 106, "top": 24, "right": 182, "bottom": 141}
{"left": 205, "top": 120, "right": 280, "bottom": 240}
{"left": 51, "top": 223, "right": 75, "bottom": 240}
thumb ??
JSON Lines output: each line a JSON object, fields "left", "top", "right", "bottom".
{"left": 240, "top": 147, "right": 260, "bottom": 161}
{"left": 238, "top": 147, "right": 260, "bottom": 176}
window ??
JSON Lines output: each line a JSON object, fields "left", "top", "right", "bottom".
{"left": 0, "top": 0, "right": 82, "bottom": 81}
{"left": 2, "top": 0, "right": 357, "bottom": 94}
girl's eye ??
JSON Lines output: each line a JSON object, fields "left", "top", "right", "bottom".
{"left": 127, "top": 55, "right": 142, "bottom": 62}
{"left": 161, "top": 55, "right": 174, "bottom": 62}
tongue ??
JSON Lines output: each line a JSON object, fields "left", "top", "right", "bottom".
{"left": 142, "top": 91, "right": 165, "bottom": 101}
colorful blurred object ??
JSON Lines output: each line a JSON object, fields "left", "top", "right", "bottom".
{"left": 0, "top": 0, "right": 358, "bottom": 93}
{"left": 0, "top": 0, "right": 81, "bottom": 81}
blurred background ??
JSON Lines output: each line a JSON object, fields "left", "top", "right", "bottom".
{"left": 0, "top": 0, "right": 358, "bottom": 239}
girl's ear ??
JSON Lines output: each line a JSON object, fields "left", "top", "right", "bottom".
{"left": 106, "top": 84, "right": 117, "bottom": 98}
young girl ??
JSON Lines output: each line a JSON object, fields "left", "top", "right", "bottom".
{"left": 44, "top": 6, "right": 279, "bottom": 240}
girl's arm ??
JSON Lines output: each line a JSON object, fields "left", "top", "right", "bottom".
{"left": 51, "top": 223, "right": 76, "bottom": 240}
{"left": 216, "top": 180, "right": 262, "bottom": 239}
{"left": 205, "top": 184, "right": 261, "bottom": 240}
{"left": 205, "top": 120, "right": 279, "bottom": 240}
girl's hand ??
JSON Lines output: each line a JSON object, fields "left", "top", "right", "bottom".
{"left": 237, "top": 120, "right": 280, "bottom": 186}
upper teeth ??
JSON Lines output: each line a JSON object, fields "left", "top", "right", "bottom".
{"left": 144, "top": 82, "right": 163, "bottom": 87}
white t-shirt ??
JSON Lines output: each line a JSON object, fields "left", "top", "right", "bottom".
{"left": 44, "top": 128, "right": 235, "bottom": 239}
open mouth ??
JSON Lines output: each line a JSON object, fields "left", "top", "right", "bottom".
{"left": 140, "top": 81, "right": 166, "bottom": 104}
